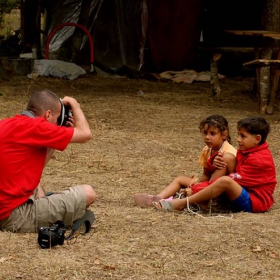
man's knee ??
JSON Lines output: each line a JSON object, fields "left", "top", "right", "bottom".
{"left": 81, "top": 184, "right": 97, "bottom": 205}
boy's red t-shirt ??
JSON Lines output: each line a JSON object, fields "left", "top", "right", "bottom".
{"left": 0, "top": 115, "right": 74, "bottom": 220}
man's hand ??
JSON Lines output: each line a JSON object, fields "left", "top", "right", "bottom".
{"left": 65, "top": 115, "right": 74, "bottom": 127}
{"left": 61, "top": 96, "right": 92, "bottom": 143}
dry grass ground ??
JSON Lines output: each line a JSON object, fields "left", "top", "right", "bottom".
{"left": 0, "top": 74, "right": 280, "bottom": 279}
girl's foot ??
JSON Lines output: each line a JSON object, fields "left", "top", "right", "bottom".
{"left": 134, "top": 193, "right": 162, "bottom": 207}
{"left": 153, "top": 200, "right": 174, "bottom": 211}
{"left": 162, "top": 196, "right": 173, "bottom": 201}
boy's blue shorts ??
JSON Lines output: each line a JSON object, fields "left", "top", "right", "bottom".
{"left": 230, "top": 187, "right": 252, "bottom": 213}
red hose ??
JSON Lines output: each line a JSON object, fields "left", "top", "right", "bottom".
{"left": 45, "top": 22, "right": 94, "bottom": 72}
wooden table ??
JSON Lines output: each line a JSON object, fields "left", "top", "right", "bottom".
{"left": 225, "top": 30, "right": 280, "bottom": 40}
{"left": 224, "top": 30, "right": 280, "bottom": 114}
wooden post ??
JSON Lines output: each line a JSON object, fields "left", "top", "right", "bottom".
{"left": 243, "top": 55, "right": 280, "bottom": 114}
{"left": 259, "top": 45, "right": 272, "bottom": 114}
{"left": 266, "top": 48, "right": 280, "bottom": 114}
{"left": 210, "top": 53, "right": 222, "bottom": 96}
{"left": 261, "top": 0, "right": 280, "bottom": 114}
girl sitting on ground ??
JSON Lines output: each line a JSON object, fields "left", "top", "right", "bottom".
{"left": 134, "top": 114, "right": 237, "bottom": 207}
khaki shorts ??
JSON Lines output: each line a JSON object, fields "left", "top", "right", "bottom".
{"left": 0, "top": 186, "right": 86, "bottom": 233}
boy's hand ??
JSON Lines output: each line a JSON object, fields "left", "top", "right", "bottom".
{"left": 213, "top": 152, "right": 227, "bottom": 169}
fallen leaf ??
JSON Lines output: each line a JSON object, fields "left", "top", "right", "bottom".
{"left": 252, "top": 246, "right": 262, "bottom": 252}
{"left": 268, "top": 251, "right": 279, "bottom": 259}
{"left": 0, "top": 256, "right": 13, "bottom": 263}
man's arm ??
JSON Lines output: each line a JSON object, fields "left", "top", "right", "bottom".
{"left": 35, "top": 183, "right": 45, "bottom": 198}
{"left": 45, "top": 148, "right": 55, "bottom": 165}
{"left": 34, "top": 148, "right": 55, "bottom": 198}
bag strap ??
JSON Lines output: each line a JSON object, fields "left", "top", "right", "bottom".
{"left": 65, "top": 209, "right": 95, "bottom": 240}
{"left": 21, "top": 110, "right": 35, "bottom": 118}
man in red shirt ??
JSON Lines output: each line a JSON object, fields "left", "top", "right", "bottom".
{"left": 0, "top": 89, "right": 97, "bottom": 232}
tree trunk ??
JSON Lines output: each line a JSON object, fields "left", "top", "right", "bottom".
{"left": 210, "top": 53, "right": 222, "bottom": 96}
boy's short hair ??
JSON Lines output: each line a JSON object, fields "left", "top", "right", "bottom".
{"left": 237, "top": 116, "right": 270, "bottom": 144}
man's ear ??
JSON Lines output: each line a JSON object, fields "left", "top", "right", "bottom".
{"left": 43, "top": 110, "right": 52, "bottom": 121}
{"left": 255, "top": 134, "right": 262, "bottom": 145}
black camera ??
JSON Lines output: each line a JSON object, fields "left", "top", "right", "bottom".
{"left": 38, "top": 221, "right": 66, "bottom": 249}
{"left": 58, "top": 99, "right": 73, "bottom": 126}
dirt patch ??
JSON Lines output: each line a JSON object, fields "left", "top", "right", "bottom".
{"left": 1, "top": 74, "right": 280, "bottom": 279}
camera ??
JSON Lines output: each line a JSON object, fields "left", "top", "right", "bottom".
{"left": 38, "top": 221, "right": 66, "bottom": 249}
{"left": 58, "top": 99, "right": 73, "bottom": 126}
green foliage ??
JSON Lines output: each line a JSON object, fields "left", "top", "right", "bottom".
{"left": 0, "top": 10, "right": 20, "bottom": 38}
{"left": 0, "top": 0, "right": 20, "bottom": 14}
{"left": 0, "top": 0, "right": 20, "bottom": 26}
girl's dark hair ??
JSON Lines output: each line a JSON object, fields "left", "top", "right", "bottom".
{"left": 199, "top": 115, "right": 231, "bottom": 143}
{"left": 237, "top": 116, "right": 270, "bottom": 145}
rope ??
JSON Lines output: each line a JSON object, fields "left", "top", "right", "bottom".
{"left": 184, "top": 196, "right": 201, "bottom": 215}
{"left": 184, "top": 197, "right": 233, "bottom": 219}
{"left": 174, "top": 191, "right": 186, "bottom": 199}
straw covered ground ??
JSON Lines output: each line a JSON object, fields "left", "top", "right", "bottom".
{"left": 0, "top": 73, "right": 280, "bottom": 279}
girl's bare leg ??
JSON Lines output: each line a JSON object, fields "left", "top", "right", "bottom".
{"left": 134, "top": 176, "right": 193, "bottom": 207}
{"left": 157, "top": 176, "right": 193, "bottom": 199}
{"left": 134, "top": 193, "right": 162, "bottom": 207}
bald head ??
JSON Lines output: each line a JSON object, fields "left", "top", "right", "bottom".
{"left": 27, "top": 89, "right": 61, "bottom": 117}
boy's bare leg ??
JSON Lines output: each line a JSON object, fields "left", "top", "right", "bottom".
{"left": 167, "top": 176, "right": 243, "bottom": 211}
